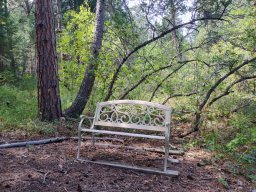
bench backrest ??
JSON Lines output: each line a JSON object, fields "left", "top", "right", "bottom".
{"left": 93, "top": 100, "right": 171, "bottom": 132}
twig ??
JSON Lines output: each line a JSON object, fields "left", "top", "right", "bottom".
{"left": 200, "top": 177, "right": 217, "bottom": 180}
{"left": 178, "top": 130, "right": 199, "bottom": 138}
{"left": 31, "top": 168, "right": 51, "bottom": 184}
{"left": 180, "top": 180, "right": 202, "bottom": 188}
{"left": 0, "top": 179, "right": 15, "bottom": 184}
{"left": 43, "top": 171, "right": 50, "bottom": 183}
{"left": 32, "top": 168, "right": 46, "bottom": 174}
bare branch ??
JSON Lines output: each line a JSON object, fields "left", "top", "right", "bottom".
{"left": 231, "top": 103, "right": 250, "bottom": 113}
{"left": 162, "top": 91, "right": 199, "bottom": 105}
{"left": 149, "top": 59, "right": 210, "bottom": 102}
{"left": 118, "top": 60, "right": 196, "bottom": 100}
{"left": 209, "top": 75, "right": 256, "bottom": 106}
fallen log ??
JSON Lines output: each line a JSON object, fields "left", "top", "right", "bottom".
{"left": 0, "top": 137, "right": 66, "bottom": 148}
{"left": 0, "top": 136, "right": 124, "bottom": 149}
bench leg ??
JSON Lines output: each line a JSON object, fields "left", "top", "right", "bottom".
{"left": 77, "top": 128, "right": 82, "bottom": 159}
{"left": 164, "top": 128, "right": 170, "bottom": 172}
{"left": 92, "top": 133, "right": 96, "bottom": 147}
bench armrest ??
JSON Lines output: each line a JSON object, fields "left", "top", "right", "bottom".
{"left": 79, "top": 115, "right": 95, "bottom": 130}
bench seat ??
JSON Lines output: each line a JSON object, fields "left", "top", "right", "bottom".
{"left": 80, "top": 128, "right": 165, "bottom": 139}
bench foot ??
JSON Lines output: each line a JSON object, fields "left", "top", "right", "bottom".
{"left": 77, "top": 158, "right": 179, "bottom": 176}
{"left": 168, "top": 158, "right": 180, "bottom": 164}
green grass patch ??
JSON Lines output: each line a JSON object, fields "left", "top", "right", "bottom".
{"left": 0, "top": 75, "right": 75, "bottom": 135}
{"left": 0, "top": 82, "right": 37, "bottom": 131}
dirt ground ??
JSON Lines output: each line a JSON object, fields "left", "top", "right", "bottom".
{"left": 0, "top": 131, "right": 255, "bottom": 192}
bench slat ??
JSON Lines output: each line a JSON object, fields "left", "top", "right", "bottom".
{"left": 94, "top": 121, "right": 166, "bottom": 132}
{"left": 80, "top": 128, "right": 165, "bottom": 140}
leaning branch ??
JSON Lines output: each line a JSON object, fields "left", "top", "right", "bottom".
{"left": 149, "top": 59, "right": 210, "bottom": 101}
{"left": 209, "top": 75, "right": 256, "bottom": 106}
{"left": 104, "top": 16, "right": 226, "bottom": 101}
{"left": 64, "top": 0, "right": 105, "bottom": 117}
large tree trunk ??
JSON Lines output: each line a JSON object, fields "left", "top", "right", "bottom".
{"left": 6, "top": 28, "right": 16, "bottom": 74}
{"left": 35, "top": 0, "right": 62, "bottom": 121}
{"left": 64, "top": 0, "right": 105, "bottom": 118}
{"left": 0, "top": 42, "right": 4, "bottom": 72}
{"left": 0, "top": 0, "right": 7, "bottom": 72}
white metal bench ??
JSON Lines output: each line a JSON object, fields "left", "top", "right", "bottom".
{"left": 77, "top": 100, "right": 179, "bottom": 176}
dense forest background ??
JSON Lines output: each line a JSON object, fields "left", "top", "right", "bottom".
{"left": 0, "top": 0, "right": 255, "bottom": 182}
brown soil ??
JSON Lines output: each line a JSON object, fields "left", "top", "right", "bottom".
{"left": 0, "top": 130, "right": 254, "bottom": 192}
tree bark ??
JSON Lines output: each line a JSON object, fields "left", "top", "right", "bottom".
{"left": 64, "top": 0, "right": 105, "bottom": 118}
{"left": 35, "top": 0, "right": 62, "bottom": 121}
{"left": 0, "top": 42, "right": 4, "bottom": 72}
{"left": 0, "top": 0, "right": 7, "bottom": 72}
{"left": 6, "top": 23, "right": 16, "bottom": 74}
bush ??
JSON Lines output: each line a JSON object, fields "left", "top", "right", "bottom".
{"left": 0, "top": 71, "right": 16, "bottom": 85}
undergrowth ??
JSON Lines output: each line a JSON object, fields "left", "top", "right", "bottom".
{"left": 1, "top": 71, "right": 255, "bottom": 182}
{"left": 0, "top": 85, "right": 37, "bottom": 128}
{"left": 0, "top": 72, "right": 77, "bottom": 135}
{"left": 0, "top": 72, "right": 54, "bottom": 135}
{"left": 200, "top": 111, "right": 256, "bottom": 182}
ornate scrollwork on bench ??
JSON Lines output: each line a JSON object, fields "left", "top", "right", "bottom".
{"left": 97, "top": 104, "right": 166, "bottom": 127}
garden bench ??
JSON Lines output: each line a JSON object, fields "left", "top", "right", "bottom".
{"left": 77, "top": 100, "right": 179, "bottom": 176}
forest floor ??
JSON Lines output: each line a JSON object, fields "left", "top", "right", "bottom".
{"left": 0, "top": 125, "right": 255, "bottom": 192}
